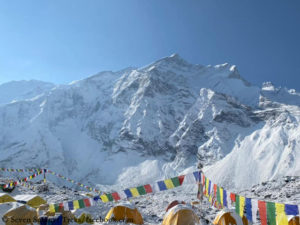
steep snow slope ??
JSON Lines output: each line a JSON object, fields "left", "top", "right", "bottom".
{"left": 205, "top": 92, "right": 300, "bottom": 189}
{"left": 0, "top": 80, "right": 55, "bottom": 105}
{"left": 0, "top": 54, "right": 299, "bottom": 190}
{"left": 207, "top": 106, "right": 300, "bottom": 188}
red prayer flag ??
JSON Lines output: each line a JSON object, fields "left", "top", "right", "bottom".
{"left": 144, "top": 184, "right": 153, "bottom": 193}
{"left": 230, "top": 192, "right": 236, "bottom": 203}
{"left": 111, "top": 192, "right": 121, "bottom": 201}
{"left": 59, "top": 203, "right": 64, "bottom": 211}
{"left": 258, "top": 200, "right": 267, "bottom": 225}
{"left": 84, "top": 198, "right": 91, "bottom": 207}
{"left": 214, "top": 184, "right": 217, "bottom": 198}
{"left": 178, "top": 175, "right": 185, "bottom": 185}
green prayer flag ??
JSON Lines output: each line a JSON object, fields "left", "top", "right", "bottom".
{"left": 78, "top": 199, "right": 85, "bottom": 209}
{"left": 217, "top": 187, "right": 221, "bottom": 204}
{"left": 137, "top": 186, "right": 146, "bottom": 195}
{"left": 107, "top": 194, "right": 114, "bottom": 202}
{"left": 235, "top": 195, "right": 240, "bottom": 215}
{"left": 171, "top": 177, "right": 180, "bottom": 187}
{"left": 54, "top": 204, "right": 59, "bottom": 212}
{"left": 267, "top": 202, "right": 276, "bottom": 225}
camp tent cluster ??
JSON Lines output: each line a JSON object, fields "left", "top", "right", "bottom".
{"left": 1, "top": 168, "right": 300, "bottom": 225}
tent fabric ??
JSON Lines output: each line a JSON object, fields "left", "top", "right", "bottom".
{"left": 0, "top": 193, "right": 16, "bottom": 204}
{"left": 213, "top": 210, "right": 248, "bottom": 225}
{"left": 3, "top": 205, "right": 38, "bottom": 225}
{"left": 162, "top": 205, "right": 200, "bottom": 225}
{"left": 166, "top": 200, "right": 185, "bottom": 212}
{"left": 288, "top": 216, "right": 300, "bottom": 225}
{"left": 14, "top": 195, "right": 47, "bottom": 208}
{"left": 105, "top": 205, "right": 143, "bottom": 225}
{"left": 115, "top": 202, "right": 136, "bottom": 210}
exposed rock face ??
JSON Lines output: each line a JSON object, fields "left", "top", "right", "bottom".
{"left": 0, "top": 54, "right": 299, "bottom": 189}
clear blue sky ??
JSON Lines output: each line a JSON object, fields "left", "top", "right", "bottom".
{"left": 0, "top": 0, "right": 299, "bottom": 90}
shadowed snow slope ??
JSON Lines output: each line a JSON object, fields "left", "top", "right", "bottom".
{"left": 0, "top": 54, "right": 299, "bottom": 189}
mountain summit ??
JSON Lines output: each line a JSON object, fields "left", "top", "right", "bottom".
{"left": 0, "top": 54, "right": 299, "bottom": 189}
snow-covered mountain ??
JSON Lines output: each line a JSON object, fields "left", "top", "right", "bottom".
{"left": 0, "top": 54, "right": 299, "bottom": 190}
{"left": 0, "top": 80, "right": 55, "bottom": 105}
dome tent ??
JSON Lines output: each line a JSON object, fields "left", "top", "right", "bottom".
{"left": 213, "top": 210, "right": 248, "bottom": 225}
{"left": 162, "top": 204, "right": 200, "bottom": 225}
{"left": 105, "top": 202, "right": 143, "bottom": 224}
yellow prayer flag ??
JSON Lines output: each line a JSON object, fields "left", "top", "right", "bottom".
{"left": 275, "top": 203, "right": 288, "bottom": 225}
{"left": 205, "top": 179, "right": 209, "bottom": 197}
{"left": 130, "top": 188, "right": 139, "bottom": 197}
{"left": 165, "top": 179, "right": 175, "bottom": 189}
{"left": 49, "top": 204, "right": 55, "bottom": 213}
{"left": 220, "top": 188, "right": 224, "bottom": 206}
{"left": 240, "top": 196, "right": 245, "bottom": 217}
{"left": 73, "top": 200, "right": 80, "bottom": 209}
{"left": 100, "top": 195, "right": 109, "bottom": 203}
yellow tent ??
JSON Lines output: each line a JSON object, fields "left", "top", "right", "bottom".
{"left": 14, "top": 195, "right": 47, "bottom": 208}
{"left": 213, "top": 210, "right": 248, "bottom": 225}
{"left": 105, "top": 203, "right": 143, "bottom": 224}
{"left": 0, "top": 193, "right": 16, "bottom": 204}
{"left": 162, "top": 204, "right": 200, "bottom": 225}
{"left": 289, "top": 216, "right": 300, "bottom": 225}
{"left": 3, "top": 205, "right": 38, "bottom": 225}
